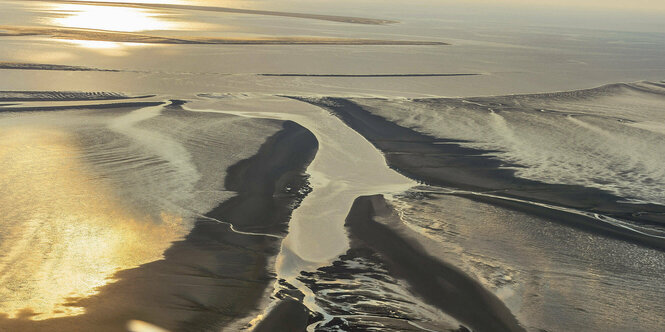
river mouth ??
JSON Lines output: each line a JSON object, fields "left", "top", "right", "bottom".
{"left": 3, "top": 1, "right": 665, "bottom": 330}
{"left": 3, "top": 88, "right": 665, "bottom": 331}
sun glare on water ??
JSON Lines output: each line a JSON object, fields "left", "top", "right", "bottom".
{"left": 49, "top": 3, "right": 180, "bottom": 32}
{"left": 58, "top": 38, "right": 151, "bottom": 56}
{"left": 0, "top": 128, "right": 187, "bottom": 320}
{"left": 68, "top": 0, "right": 185, "bottom": 4}
{"left": 41, "top": 1, "right": 199, "bottom": 51}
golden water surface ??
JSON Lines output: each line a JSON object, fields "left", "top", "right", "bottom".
{"left": 0, "top": 127, "right": 185, "bottom": 320}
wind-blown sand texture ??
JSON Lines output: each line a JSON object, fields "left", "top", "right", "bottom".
{"left": 290, "top": 89, "right": 665, "bottom": 251}
{"left": 0, "top": 91, "right": 132, "bottom": 101}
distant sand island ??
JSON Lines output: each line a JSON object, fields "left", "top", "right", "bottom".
{"left": 0, "top": 25, "right": 448, "bottom": 46}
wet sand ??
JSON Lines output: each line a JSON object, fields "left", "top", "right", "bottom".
{"left": 0, "top": 62, "right": 119, "bottom": 72}
{"left": 0, "top": 101, "right": 164, "bottom": 112}
{"left": 185, "top": 95, "right": 417, "bottom": 330}
{"left": 292, "top": 96, "right": 665, "bottom": 250}
{"left": 260, "top": 73, "right": 478, "bottom": 77}
{"left": 0, "top": 113, "right": 318, "bottom": 331}
{"left": 291, "top": 194, "right": 524, "bottom": 331}
{"left": 1, "top": 0, "right": 665, "bottom": 330}
{"left": 252, "top": 299, "right": 309, "bottom": 332}
{"left": 345, "top": 195, "right": 523, "bottom": 332}
{"left": 0, "top": 26, "right": 447, "bottom": 46}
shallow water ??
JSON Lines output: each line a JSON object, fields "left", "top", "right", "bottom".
{"left": 388, "top": 190, "right": 665, "bottom": 331}
{"left": 2, "top": 0, "right": 665, "bottom": 331}
{"left": 1, "top": 0, "right": 665, "bottom": 97}
{"left": 0, "top": 102, "right": 281, "bottom": 321}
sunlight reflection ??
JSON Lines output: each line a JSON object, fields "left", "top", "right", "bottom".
{"left": 67, "top": 0, "right": 185, "bottom": 4}
{"left": 57, "top": 39, "right": 154, "bottom": 56}
{"left": 58, "top": 38, "right": 155, "bottom": 55}
{"left": 49, "top": 3, "right": 181, "bottom": 32}
{"left": 0, "top": 128, "right": 187, "bottom": 320}
{"left": 61, "top": 39, "right": 124, "bottom": 48}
